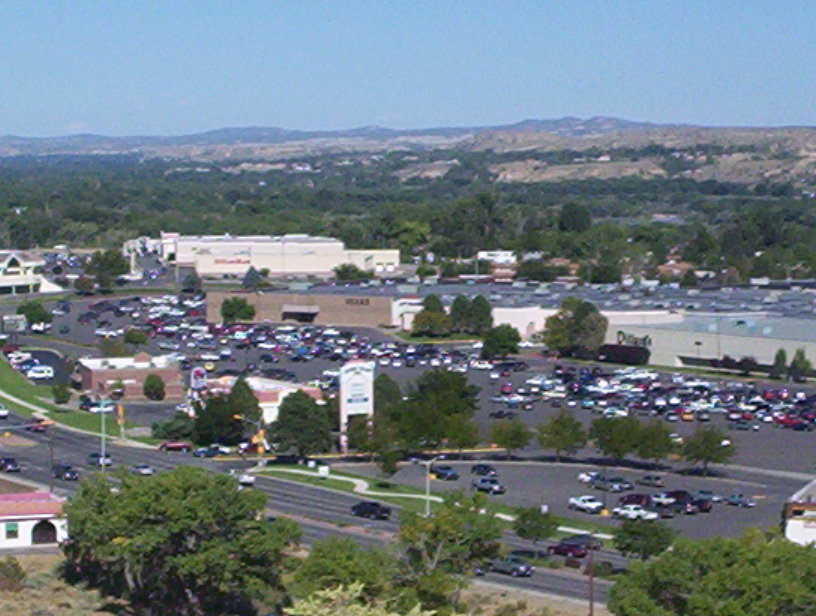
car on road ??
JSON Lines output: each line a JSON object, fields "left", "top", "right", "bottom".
{"left": 547, "top": 540, "right": 588, "bottom": 558}
{"left": 0, "top": 403, "right": 8, "bottom": 420}
{"left": 726, "top": 493, "right": 756, "bottom": 508}
{"left": 25, "top": 419, "right": 48, "bottom": 433}
{"left": 131, "top": 464, "right": 155, "bottom": 476}
{"left": 351, "top": 501, "right": 392, "bottom": 520}
{"left": 158, "top": 440, "right": 192, "bottom": 452}
{"left": 52, "top": 464, "right": 79, "bottom": 481}
{"left": 562, "top": 533, "right": 603, "bottom": 551}
{"left": 567, "top": 495, "right": 605, "bottom": 514}
{"left": 193, "top": 446, "right": 221, "bottom": 458}
{"left": 612, "top": 504, "right": 660, "bottom": 521}
{"left": 471, "top": 464, "right": 499, "bottom": 477}
{"left": 87, "top": 452, "right": 113, "bottom": 467}
{"left": 430, "top": 465, "right": 459, "bottom": 481}
{"left": 0, "top": 457, "right": 20, "bottom": 472}
{"left": 471, "top": 477, "right": 507, "bottom": 494}
{"left": 488, "top": 556, "right": 534, "bottom": 577}
{"left": 636, "top": 474, "right": 664, "bottom": 487}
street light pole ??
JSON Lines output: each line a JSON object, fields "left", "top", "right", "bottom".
{"left": 421, "top": 455, "right": 440, "bottom": 517}
{"left": 100, "top": 410, "right": 106, "bottom": 473}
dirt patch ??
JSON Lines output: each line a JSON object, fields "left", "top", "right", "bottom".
{"left": 464, "top": 585, "right": 611, "bottom": 616}
{"left": 0, "top": 476, "right": 35, "bottom": 494}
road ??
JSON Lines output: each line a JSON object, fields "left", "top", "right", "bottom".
{"left": 0, "top": 412, "right": 610, "bottom": 603}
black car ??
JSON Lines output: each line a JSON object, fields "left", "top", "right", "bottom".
{"left": 0, "top": 457, "right": 20, "bottom": 472}
{"left": 561, "top": 533, "right": 602, "bottom": 550}
{"left": 471, "top": 464, "right": 499, "bottom": 477}
{"left": 430, "top": 465, "right": 460, "bottom": 481}
{"left": 53, "top": 464, "right": 79, "bottom": 481}
{"left": 351, "top": 501, "right": 392, "bottom": 520}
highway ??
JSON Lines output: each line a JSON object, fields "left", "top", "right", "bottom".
{"left": 0, "top": 412, "right": 611, "bottom": 603}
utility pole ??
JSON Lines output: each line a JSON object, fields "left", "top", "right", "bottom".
{"left": 588, "top": 543, "right": 595, "bottom": 616}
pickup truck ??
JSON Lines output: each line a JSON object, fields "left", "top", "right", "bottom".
{"left": 489, "top": 556, "right": 534, "bottom": 577}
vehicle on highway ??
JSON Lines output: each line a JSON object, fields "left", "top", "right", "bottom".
{"left": 430, "top": 465, "right": 459, "bottom": 481}
{"left": 26, "top": 365, "right": 55, "bottom": 380}
{"left": 25, "top": 419, "right": 48, "bottom": 433}
{"left": 351, "top": 501, "right": 392, "bottom": 520}
{"left": 567, "top": 495, "right": 605, "bottom": 514}
{"left": 726, "top": 493, "right": 756, "bottom": 507}
{"left": 131, "top": 464, "right": 156, "bottom": 476}
{"left": 52, "top": 464, "right": 79, "bottom": 481}
{"left": 193, "top": 446, "right": 221, "bottom": 458}
{"left": 636, "top": 474, "right": 664, "bottom": 487}
{"left": 0, "top": 457, "right": 20, "bottom": 472}
{"left": 562, "top": 533, "right": 603, "bottom": 551}
{"left": 158, "top": 440, "right": 192, "bottom": 452}
{"left": 547, "top": 540, "right": 588, "bottom": 558}
{"left": 0, "top": 403, "right": 8, "bottom": 420}
{"left": 488, "top": 556, "right": 534, "bottom": 577}
{"left": 87, "top": 452, "right": 113, "bottom": 467}
{"left": 471, "top": 464, "right": 499, "bottom": 477}
{"left": 612, "top": 504, "right": 660, "bottom": 521}
{"left": 471, "top": 477, "right": 506, "bottom": 494}
{"left": 227, "top": 469, "right": 255, "bottom": 486}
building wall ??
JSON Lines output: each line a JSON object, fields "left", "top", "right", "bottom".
{"left": 605, "top": 323, "right": 816, "bottom": 367}
{"left": 0, "top": 517, "right": 67, "bottom": 550}
{"left": 78, "top": 365, "right": 185, "bottom": 400}
{"left": 207, "top": 291, "right": 395, "bottom": 327}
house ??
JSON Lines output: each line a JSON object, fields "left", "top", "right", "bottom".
{"left": 0, "top": 250, "right": 62, "bottom": 295}
{"left": 0, "top": 492, "right": 68, "bottom": 549}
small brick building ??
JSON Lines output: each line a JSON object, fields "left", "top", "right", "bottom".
{"left": 77, "top": 352, "right": 185, "bottom": 400}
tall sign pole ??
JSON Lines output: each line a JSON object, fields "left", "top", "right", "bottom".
{"left": 338, "top": 361, "right": 375, "bottom": 453}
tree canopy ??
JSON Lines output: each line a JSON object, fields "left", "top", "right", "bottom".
{"left": 543, "top": 297, "right": 608, "bottom": 357}
{"left": 221, "top": 297, "right": 256, "bottom": 322}
{"left": 481, "top": 324, "right": 521, "bottom": 359}
{"left": 537, "top": 410, "right": 588, "bottom": 460}
{"left": 271, "top": 390, "right": 332, "bottom": 457}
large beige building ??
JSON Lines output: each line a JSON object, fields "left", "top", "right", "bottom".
{"left": 124, "top": 232, "right": 399, "bottom": 278}
{"left": 0, "top": 251, "right": 62, "bottom": 295}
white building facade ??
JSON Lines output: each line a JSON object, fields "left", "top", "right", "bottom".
{"left": 0, "top": 251, "right": 61, "bottom": 295}
{"left": 0, "top": 492, "right": 68, "bottom": 550}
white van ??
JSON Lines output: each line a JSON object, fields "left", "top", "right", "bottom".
{"left": 26, "top": 365, "right": 55, "bottom": 380}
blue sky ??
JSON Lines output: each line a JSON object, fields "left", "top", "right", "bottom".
{"left": 1, "top": 1, "right": 815, "bottom": 136}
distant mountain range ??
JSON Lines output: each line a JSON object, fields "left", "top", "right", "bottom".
{"left": 0, "top": 116, "right": 668, "bottom": 156}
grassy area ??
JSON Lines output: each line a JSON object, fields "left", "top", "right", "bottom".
{"left": 260, "top": 467, "right": 615, "bottom": 537}
{"left": 394, "top": 331, "right": 480, "bottom": 344}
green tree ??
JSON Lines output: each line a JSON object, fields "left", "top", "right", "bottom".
{"left": 537, "top": 410, "right": 588, "bottom": 460}
{"left": 448, "top": 295, "right": 471, "bottom": 333}
{"left": 220, "top": 296, "right": 256, "bottom": 322}
{"left": 182, "top": 271, "right": 202, "bottom": 291}
{"left": 683, "top": 425, "right": 734, "bottom": 474}
{"left": 441, "top": 412, "right": 480, "bottom": 452}
{"left": 481, "top": 324, "right": 521, "bottom": 358}
{"left": 558, "top": 202, "right": 591, "bottom": 233}
{"left": 415, "top": 264, "right": 437, "bottom": 281}
{"left": 142, "top": 374, "right": 165, "bottom": 401}
{"left": 609, "top": 528, "right": 816, "bottom": 616}
{"left": 292, "top": 537, "right": 398, "bottom": 603}
{"left": 516, "top": 259, "right": 567, "bottom": 282}
{"left": 334, "top": 263, "right": 373, "bottom": 281}
{"left": 73, "top": 275, "right": 95, "bottom": 294}
{"left": 589, "top": 416, "right": 641, "bottom": 463}
{"left": 468, "top": 295, "right": 493, "bottom": 335}
{"left": 399, "top": 492, "right": 501, "bottom": 608}
{"left": 242, "top": 266, "right": 263, "bottom": 290}
{"left": 193, "top": 395, "right": 244, "bottom": 445}
{"left": 227, "top": 375, "right": 261, "bottom": 423}
{"left": 16, "top": 300, "right": 52, "bottom": 324}
{"left": 411, "top": 310, "right": 451, "bottom": 337}
{"left": 86, "top": 249, "right": 129, "bottom": 286}
{"left": 613, "top": 519, "right": 675, "bottom": 561}
{"left": 271, "top": 391, "right": 332, "bottom": 458}
{"left": 512, "top": 507, "right": 558, "bottom": 547}
{"left": 286, "top": 583, "right": 445, "bottom": 616}
{"left": 374, "top": 374, "right": 402, "bottom": 419}
{"left": 679, "top": 268, "right": 698, "bottom": 288}
{"left": 52, "top": 383, "right": 72, "bottom": 405}
{"left": 62, "top": 466, "right": 301, "bottom": 616}
{"left": 543, "top": 297, "right": 608, "bottom": 357}
{"left": 123, "top": 328, "right": 148, "bottom": 347}
{"left": 770, "top": 347, "right": 787, "bottom": 379}
{"left": 634, "top": 420, "right": 675, "bottom": 467}
{"left": 490, "top": 419, "right": 532, "bottom": 457}
{"left": 422, "top": 294, "right": 445, "bottom": 313}
{"left": 789, "top": 347, "right": 813, "bottom": 382}
{"left": 152, "top": 410, "right": 194, "bottom": 440}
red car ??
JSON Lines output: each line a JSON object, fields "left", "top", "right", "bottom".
{"left": 774, "top": 415, "right": 801, "bottom": 428}
{"left": 547, "top": 541, "right": 588, "bottom": 558}
{"left": 158, "top": 440, "right": 193, "bottom": 452}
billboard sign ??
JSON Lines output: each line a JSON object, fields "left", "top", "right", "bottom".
{"left": 190, "top": 367, "right": 208, "bottom": 390}
{"left": 340, "top": 361, "right": 375, "bottom": 418}
{"left": 1, "top": 314, "right": 27, "bottom": 333}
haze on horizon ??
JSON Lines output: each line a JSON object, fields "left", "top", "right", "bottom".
{"left": 1, "top": 1, "right": 815, "bottom": 137}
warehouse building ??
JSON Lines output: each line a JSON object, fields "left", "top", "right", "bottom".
{"left": 124, "top": 232, "right": 399, "bottom": 278}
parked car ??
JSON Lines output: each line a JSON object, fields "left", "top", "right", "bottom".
{"left": 193, "top": 446, "right": 221, "bottom": 458}
{"left": 636, "top": 474, "right": 664, "bottom": 487}
{"left": 562, "top": 533, "right": 603, "bottom": 550}
{"left": 693, "top": 489, "right": 723, "bottom": 503}
{"left": 547, "top": 540, "right": 588, "bottom": 558}
{"left": 52, "top": 464, "right": 79, "bottom": 481}
{"left": 619, "top": 493, "right": 653, "bottom": 508}
{"left": 726, "top": 493, "right": 756, "bottom": 507}
{"left": 612, "top": 504, "right": 660, "bottom": 521}
{"left": 577, "top": 471, "right": 600, "bottom": 483}
{"left": 691, "top": 497, "right": 713, "bottom": 513}
{"left": 26, "top": 365, "right": 55, "bottom": 380}
{"left": 0, "top": 403, "right": 8, "bottom": 420}
{"left": 87, "top": 452, "right": 113, "bottom": 467}
{"left": 471, "top": 477, "right": 507, "bottom": 494}
{"left": 430, "top": 465, "right": 460, "bottom": 481}
{"left": 351, "top": 501, "right": 392, "bottom": 520}
{"left": 158, "top": 440, "right": 192, "bottom": 452}
{"left": 488, "top": 556, "right": 534, "bottom": 577}
{"left": 568, "top": 495, "right": 605, "bottom": 514}
{"left": 471, "top": 464, "right": 499, "bottom": 477}
{"left": 0, "top": 457, "right": 20, "bottom": 472}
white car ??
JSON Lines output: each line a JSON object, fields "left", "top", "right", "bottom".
{"left": 26, "top": 365, "right": 55, "bottom": 380}
{"left": 471, "top": 360, "right": 493, "bottom": 370}
{"left": 0, "top": 403, "right": 8, "bottom": 419}
{"left": 229, "top": 469, "right": 255, "bottom": 486}
{"left": 613, "top": 504, "right": 659, "bottom": 521}
{"left": 568, "top": 495, "right": 605, "bottom": 514}
{"left": 577, "top": 471, "right": 600, "bottom": 484}
{"left": 131, "top": 464, "right": 156, "bottom": 476}
{"left": 88, "top": 402, "right": 116, "bottom": 414}
{"left": 651, "top": 492, "right": 676, "bottom": 506}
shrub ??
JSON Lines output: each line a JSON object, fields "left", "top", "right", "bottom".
{"left": 52, "top": 383, "right": 72, "bottom": 405}
{"left": 0, "top": 556, "right": 26, "bottom": 591}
